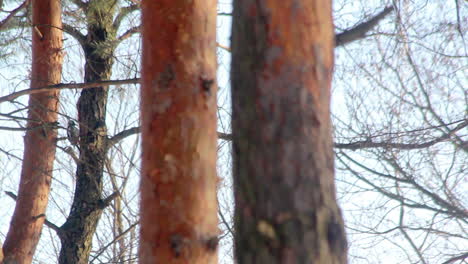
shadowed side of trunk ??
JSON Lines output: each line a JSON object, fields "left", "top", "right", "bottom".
{"left": 231, "top": 1, "right": 348, "bottom": 263}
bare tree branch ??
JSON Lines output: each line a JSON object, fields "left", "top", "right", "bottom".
{"left": 107, "top": 126, "right": 233, "bottom": 148}
{"left": 4, "top": 191, "right": 61, "bottom": 234}
{"left": 113, "top": 4, "right": 139, "bottom": 31}
{"left": 336, "top": 155, "right": 456, "bottom": 217}
{"left": 404, "top": 50, "right": 468, "bottom": 153}
{"left": 148, "top": 120, "right": 464, "bottom": 150}
{"left": 0, "top": 122, "right": 59, "bottom": 132}
{"left": 98, "top": 191, "right": 120, "bottom": 209}
{"left": 338, "top": 151, "right": 468, "bottom": 222}
{"left": 70, "top": 0, "right": 86, "bottom": 9}
{"left": 218, "top": 132, "right": 232, "bottom": 141}
{"left": 335, "top": 120, "right": 467, "bottom": 150}
{"left": 214, "top": 7, "right": 395, "bottom": 53}
{"left": 58, "top": 145, "right": 81, "bottom": 164}
{"left": 397, "top": 203, "right": 428, "bottom": 264}
{"left": 0, "top": 0, "right": 29, "bottom": 29}
{"left": 105, "top": 119, "right": 462, "bottom": 150}
{"left": 117, "top": 25, "right": 140, "bottom": 42}
{"left": 218, "top": 210, "right": 233, "bottom": 237}
{"left": 385, "top": 156, "right": 468, "bottom": 220}
{"left": 217, "top": 42, "right": 231, "bottom": 52}
{"left": 63, "top": 23, "right": 86, "bottom": 47}
{"left": 0, "top": 147, "right": 22, "bottom": 161}
{"left": 0, "top": 78, "right": 140, "bottom": 104}
{"left": 442, "top": 252, "right": 468, "bottom": 264}
{"left": 89, "top": 221, "right": 139, "bottom": 263}
{"left": 107, "top": 126, "right": 140, "bottom": 148}
{"left": 335, "top": 6, "right": 394, "bottom": 47}
{"left": 454, "top": 0, "right": 464, "bottom": 40}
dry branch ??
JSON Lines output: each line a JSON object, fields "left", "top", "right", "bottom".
{"left": 0, "top": 78, "right": 140, "bottom": 104}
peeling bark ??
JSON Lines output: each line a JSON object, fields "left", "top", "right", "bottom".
{"left": 140, "top": 0, "right": 219, "bottom": 263}
{"left": 1, "top": 0, "right": 63, "bottom": 262}
{"left": 231, "top": 1, "right": 347, "bottom": 263}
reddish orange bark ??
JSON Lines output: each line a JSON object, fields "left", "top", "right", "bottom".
{"left": 1, "top": 0, "right": 63, "bottom": 262}
{"left": 231, "top": 0, "right": 347, "bottom": 263}
{"left": 140, "top": 0, "right": 219, "bottom": 263}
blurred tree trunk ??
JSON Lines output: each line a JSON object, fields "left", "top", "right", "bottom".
{"left": 139, "top": 0, "right": 219, "bottom": 263}
{"left": 1, "top": 0, "right": 63, "bottom": 262}
{"left": 231, "top": 1, "right": 347, "bottom": 263}
{"left": 57, "top": 0, "right": 117, "bottom": 262}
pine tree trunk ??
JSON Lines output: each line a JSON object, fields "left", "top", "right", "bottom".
{"left": 231, "top": 1, "right": 348, "bottom": 263}
{"left": 58, "top": 0, "right": 116, "bottom": 262}
{"left": 1, "top": 0, "right": 63, "bottom": 262}
{"left": 139, "top": 0, "right": 219, "bottom": 263}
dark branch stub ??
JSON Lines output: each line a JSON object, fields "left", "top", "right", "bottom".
{"left": 335, "top": 6, "right": 395, "bottom": 47}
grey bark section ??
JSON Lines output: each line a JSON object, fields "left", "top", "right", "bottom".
{"left": 58, "top": 1, "right": 117, "bottom": 262}
{"left": 231, "top": 2, "right": 347, "bottom": 264}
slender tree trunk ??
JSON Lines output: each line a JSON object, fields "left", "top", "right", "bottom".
{"left": 57, "top": 0, "right": 116, "bottom": 262}
{"left": 1, "top": 0, "right": 63, "bottom": 262}
{"left": 58, "top": 52, "right": 112, "bottom": 264}
{"left": 231, "top": 1, "right": 347, "bottom": 263}
{"left": 139, "top": 0, "right": 219, "bottom": 263}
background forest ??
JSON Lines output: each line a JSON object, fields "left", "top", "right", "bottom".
{"left": 0, "top": 0, "right": 466, "bottom": 263}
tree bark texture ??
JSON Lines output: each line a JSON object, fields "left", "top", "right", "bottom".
{"left": 140, "top": 0, "right": 219, "bottom": 263}
{"left": 58, "top": 0, "right": 117, "bottom": 262}
{"left": 1, "top": 0, "right": 63, "bottom": 263}
{"left": 231, "top": 1, "right": 348, "bottom": 263}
